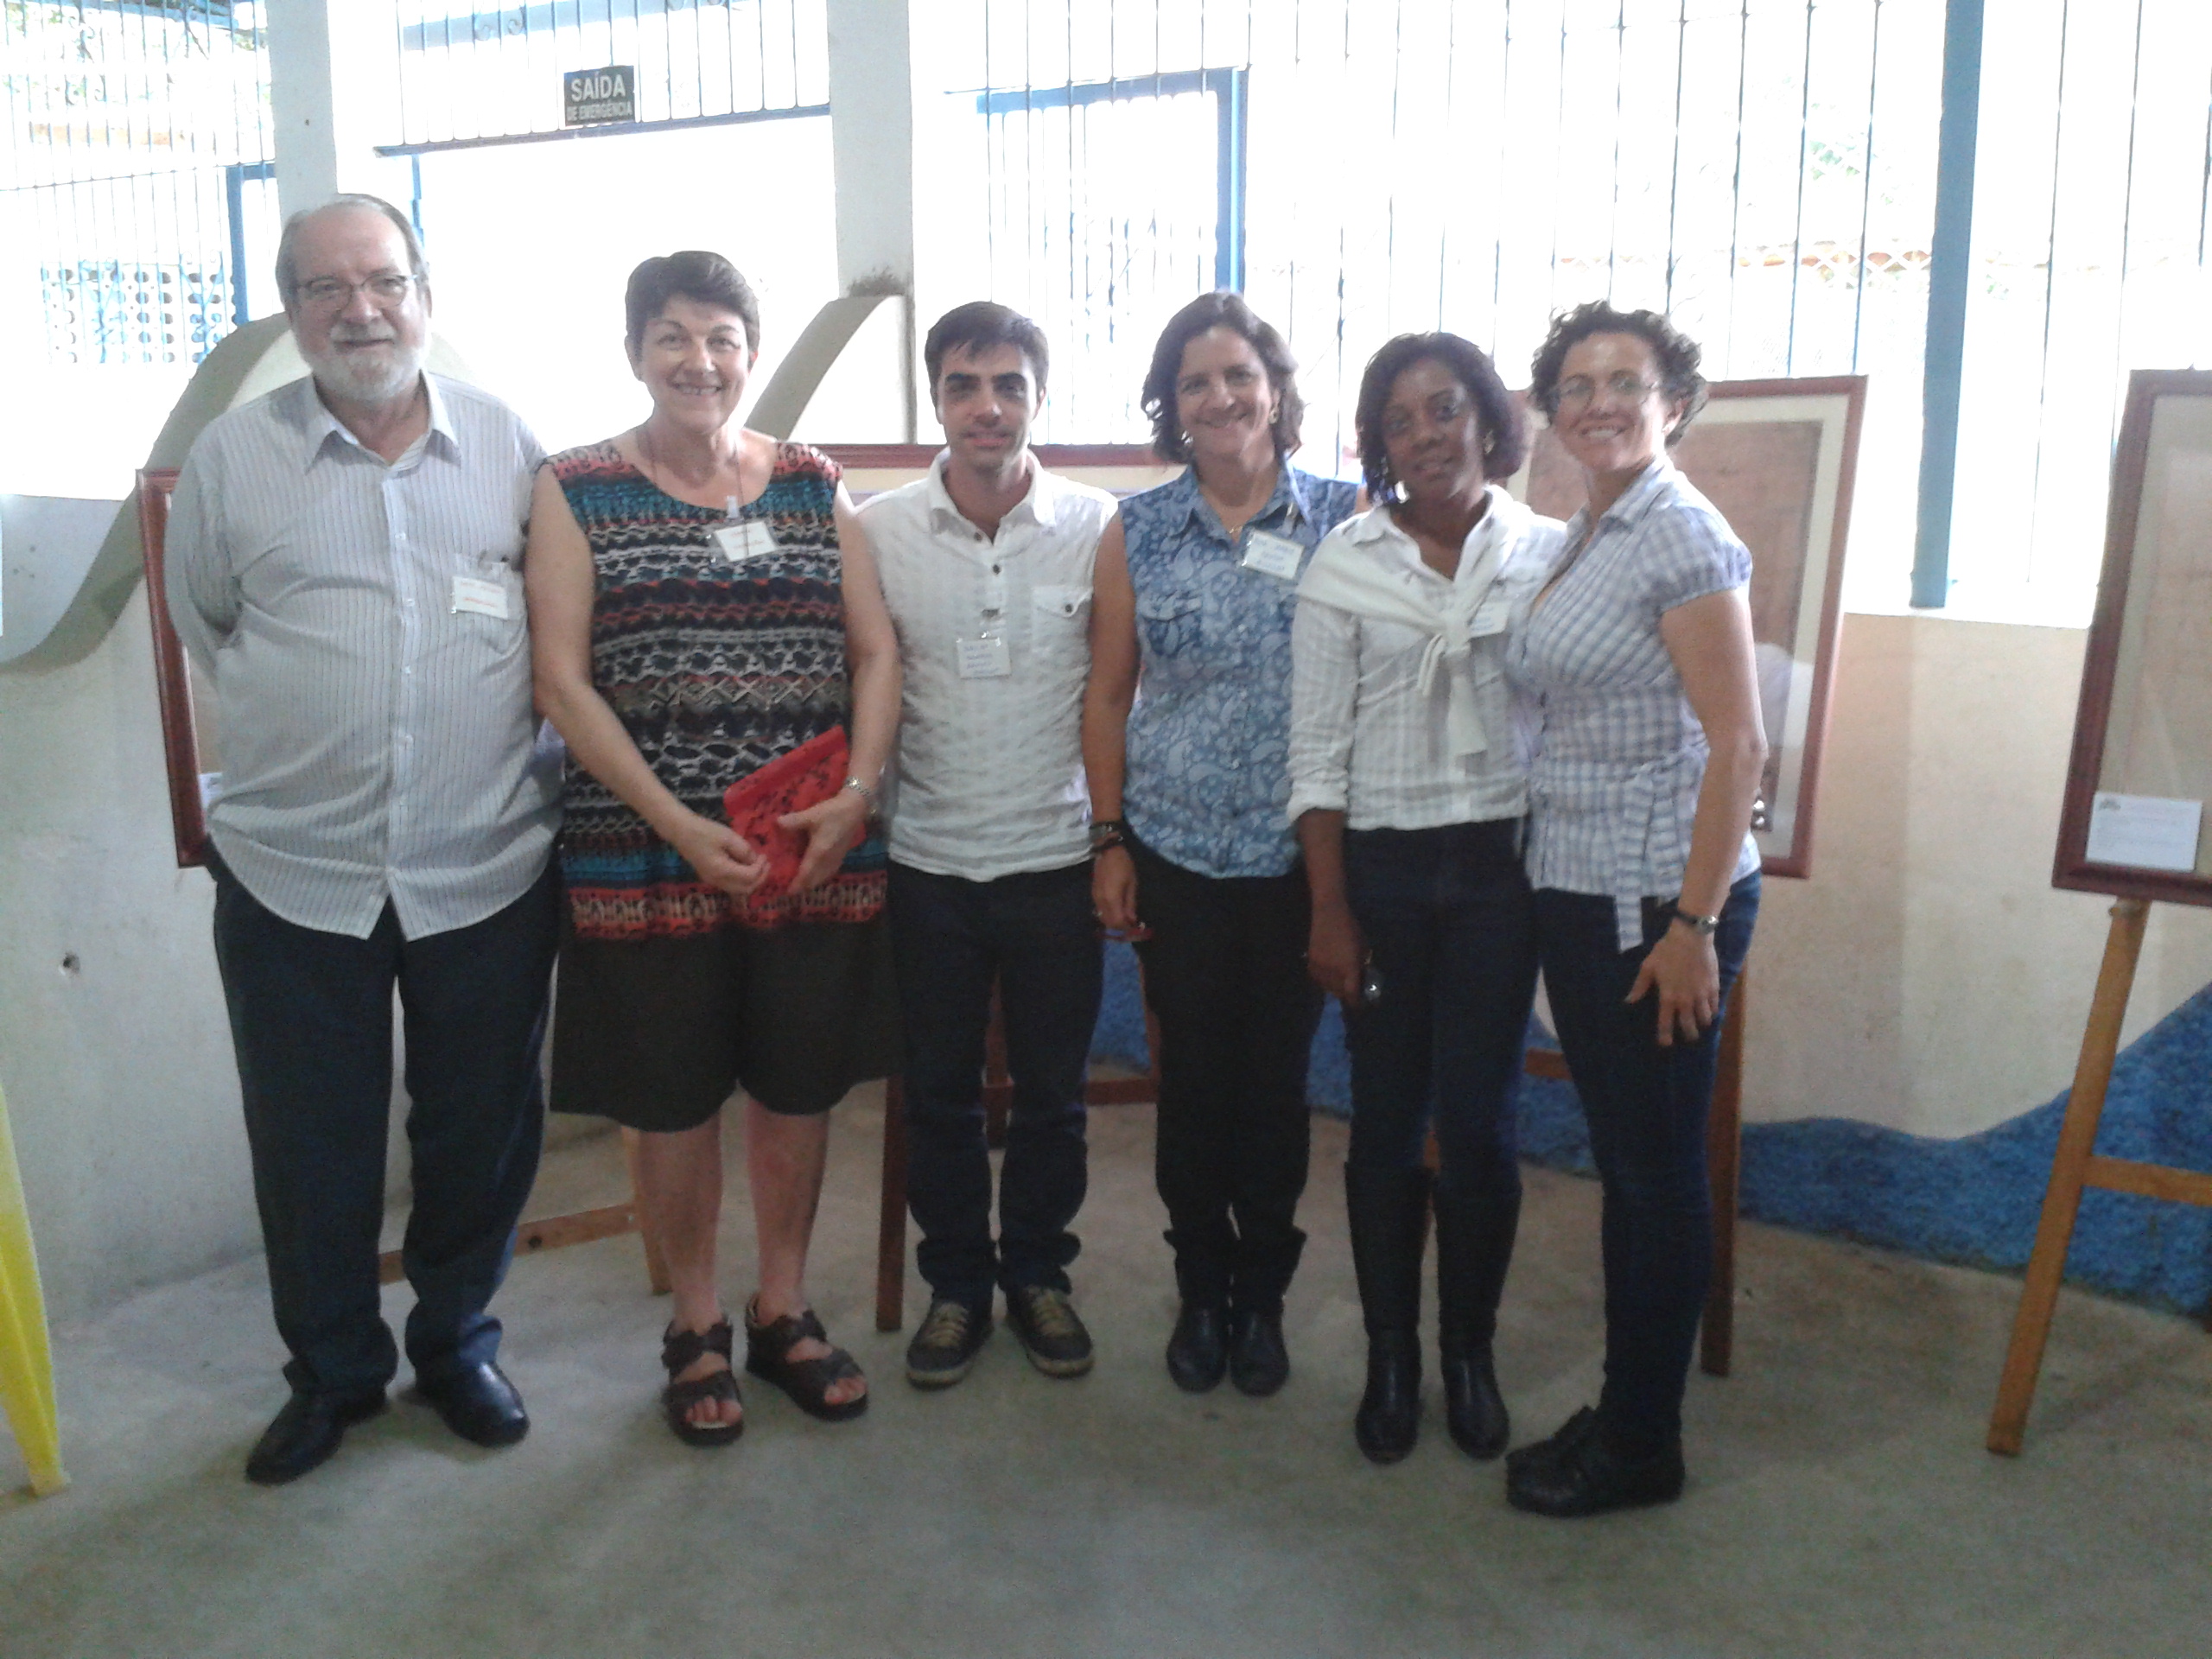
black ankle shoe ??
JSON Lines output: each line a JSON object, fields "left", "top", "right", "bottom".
{"left": 1166, "top": 1302, "right": 1229, "bottom": 1393}
{"left": 1227, "top": 1307, "right": 1288, "bottom": 1397}
{"left": 245, "top": 1388, "right": 387, "bottom": 1486}
{"left": 1440, "top": 1346, "right": 1509, "bottom": 1459}
{"left": 1354, "top": 1331, "right": 1421, "bottom": 1464}
{"left": 1504, "top": 1407, "right": 1685, "bottom": 1516}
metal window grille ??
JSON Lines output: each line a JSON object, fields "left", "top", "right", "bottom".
{"left": 387, "top": 0, "right": 829, "bottom": 150}
{"left": 3, "top": 0, "right": 276, "bottom": 365}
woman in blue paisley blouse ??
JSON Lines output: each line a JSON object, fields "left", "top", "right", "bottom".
{"left": 1082, "top": 291, "right": 1358, "bottom": 1400}
{"left": 1287, "top": 334, "right": 1567, "bottom": 1468}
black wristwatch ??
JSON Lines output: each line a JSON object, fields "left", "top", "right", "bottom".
{"left": 1670, "top": 907, "right": 1720, "bottom": 938}
{"left": 1089, "top": 818, "right": 1129, "bottom": 855}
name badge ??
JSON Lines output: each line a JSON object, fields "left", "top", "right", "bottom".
{"left": 1468, "top": 593, "right": 1513, "bottom": 638}
{"left": 712, "top": 520, "right": 778, "bottom": 563}
{"left": 450, "top": 573, "right": 511, "bottom": 619}
{"left": 957, "top": 634, "right": 1012, "bottom": 679}
{"left": 1241, "top": 529, "right": 1306, "bottom": 582}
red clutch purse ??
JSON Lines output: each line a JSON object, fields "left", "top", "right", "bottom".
{"left": 721, "top": 727, "right": 851, "bottom": 900}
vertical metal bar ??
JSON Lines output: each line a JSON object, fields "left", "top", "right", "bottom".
{"left": 395, "top": 3, "right": 412, "bottom": 150}
{"left": 1382, "top": 0, "right": 1402, "bottom": 328}
{"left": 1725, "top": 0, "right": 1748, "bottom": 372}
{"left": 2024, "top": 1, "right": 2072, "bottom": 590}
{"left": 1437, "top": 0, "right": 1457, "bottom": 328}
{"left": 229, "top": 163, "right": 251, "bottom": 327}
{"left": 1850, "top": 0, "right": 1883, "bottom": 372}
{"left": 1911, "top": 0, "right": 1985, "bottom": 612}
{"left": 2104, "top": 1, "right": 2149, "bottom": 483}
{"left": 1605, "top": 0, "right": 1624, "bottom": 302}
{"left": 411, "top": 153, "right": 427, "bottom": 246}
{"left": 1213, "top": 67, "right": 1246, "bottom": 292}
{"left": 2198, "top": 54, "right": 2212, "bottom": 275}
{"left": 1547, "top": 3, "right": 1567, "bottom": 311}
{"left": 1492, "top": 0, "right": 1512, "bottom": 357}
{"left": 1783, "top": 0, "right": 1815, "bottom": 374}
{"left": 1664, "top": 0, "right": 1687, "bottom": 315}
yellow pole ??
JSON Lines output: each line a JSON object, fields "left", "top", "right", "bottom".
{"left": 0, "top": 1077, "right": 68, "bottom": 1496}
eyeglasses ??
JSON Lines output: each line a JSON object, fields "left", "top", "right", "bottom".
{"left": 294, "top": 273, "right": 417, "bottom": 311}
{"left": 1555, "top": 372, "right": 1661, "bottom": 409}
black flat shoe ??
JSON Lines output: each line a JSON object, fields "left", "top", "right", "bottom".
{"left": 1505, "top": 1407, "right": 1685, "bottom": 1517}
{"left": 414, "top": 1361, "right": 530, "bottom": 1448}
{"left": 1440, "top": 1346, "right": 1509, "bottom": 1459}
{"left": 1227, "top": 1307, "right": 1289, "bottom": 1397}
{"left": 1355, "top": 1331, "right": 1421, "bottom": 1464}
{"left": 1166, "top": 1302, "right": 1229, "bottom": 1393}
{"left": 245, "top": 1388, "right": 387, "bottom": 1486}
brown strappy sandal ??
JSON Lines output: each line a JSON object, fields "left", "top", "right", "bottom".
{"left": 743, "top": 1300, "right": 870, "bottom": 1422}
{"left": 660, "top": 1318, "right": 745, "bottom": 1447}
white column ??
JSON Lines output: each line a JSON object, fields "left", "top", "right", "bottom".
{"left": 265, "top": 0, "right": 407, "bottom": 219}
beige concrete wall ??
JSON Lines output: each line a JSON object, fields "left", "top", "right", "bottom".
{"left": 1744, "top": 611, "right": 2212, "bottom": 1137}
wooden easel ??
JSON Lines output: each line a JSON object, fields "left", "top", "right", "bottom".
{"left": 1986, "top": 899, "right": 2209, "bottom": 1453}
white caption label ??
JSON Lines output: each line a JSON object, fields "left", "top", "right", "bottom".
{"left": 450, "top": 574, "right": 511, "bottom": 619}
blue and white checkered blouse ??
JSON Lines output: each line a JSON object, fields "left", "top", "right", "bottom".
{"left": 1507, "top": 457, "right": 1762, "bottom": 950}
{"left": 1121, "top": 464, "right": 1361, "bottom": 877}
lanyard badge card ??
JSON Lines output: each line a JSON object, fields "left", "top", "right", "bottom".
{"left": 957, "top": 583, "right": 1012, "bottom": 678}
{"left": 712, "top": 496, "right": 777, "bottom": 563}
{"left": 1240, "top": 527, "right": 1306, "bottom": 582}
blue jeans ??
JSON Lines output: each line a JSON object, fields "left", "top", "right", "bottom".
{"left": 208, "top": 855, "right": 558, "bottom": 1398}
{"left": 887, "top": 861, "right": 1102, "bottom": 1310}
{"left": 1533, "top": 874, "right": 1760, "bottom": 1452}
{"left": 1343, "top": 822, "right": 1538, "bottom": 1199}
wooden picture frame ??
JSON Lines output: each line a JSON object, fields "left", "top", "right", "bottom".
{"left": 2052, "top": 370, "right": 2212, "bottom": 906}
{"left": 1510, "top": 375, "right": 1866, "bottom": 880}
{"left": 136, "top": 467, "right": 213, "bottom": 869}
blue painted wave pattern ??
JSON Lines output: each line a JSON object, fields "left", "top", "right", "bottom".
{"left": 1091, "top": 942, "right": 2212, "bottom": 1316}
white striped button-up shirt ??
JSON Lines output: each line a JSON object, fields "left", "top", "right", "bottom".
{"left": 863, "top": 451, "right": 1116, "bottom": 882}
{"left": 1287, "top": 492, "right": 1564, "bottom": 831}
{"left": 166, "top": 372, "right": 559, "bottom": 939}
{"left": 1506, "top": 457, "right": 1762, "bottom": 950}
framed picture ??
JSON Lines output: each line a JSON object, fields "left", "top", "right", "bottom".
{"left": 823, "top": 443, "right": 1179, "bottom": 502}
{"left": 136, "top": 467, "right": 216, "bottom": 869}
{"left": 2053, "top": 370, "right": 2212, "bottom": 906}
{"left": 1510, "top": 376, "right": 1866, "bottom": 880}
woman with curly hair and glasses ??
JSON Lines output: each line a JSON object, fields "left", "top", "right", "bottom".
{"left": 1287, "top": 333, "right": 1566, "bottom": 1467}
{"left": 1502, "top": 301, "right": 1764, "bottom": 1517}
{"left": 1082, "top": 292, "right": 1359, "bottom": 1399}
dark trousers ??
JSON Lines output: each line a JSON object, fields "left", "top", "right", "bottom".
{"left": 208, "top": 855, "right": 559, "bottom": 1398}
{"left": 1534, "top": 874, "right": 1760, "bottom": 1452}
{"left": 1343, "top": 822, "right": 1538, "bottom": 1202}
{"left": 1128, "top": 837, "right": 1324, "bottom": 1313}
{"left": 887, "top": 860, "right": 1102, "bottom": 1310}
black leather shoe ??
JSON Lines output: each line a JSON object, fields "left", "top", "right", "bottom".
{"left": 1227, "top": 1307, "right": 1289, "bottom": 1397}
{"left": 245, "top": 1388, "right": 387, "bottom": 1485}
{"left": 414, "top": 1361, "right": 530, "bottom": 1448}
{"left": 1355, "top": 1331, "right": 1421, "bottom": 1464}
{"left": 1166, "top": 1302, "right": 1229, "bottom": 1393}
{"left": 1505, "top": 1407, "right": 1685, "bottom": 1517}
{"left": 1441, "top": 1346, "right": 1509, "bottom": 1459}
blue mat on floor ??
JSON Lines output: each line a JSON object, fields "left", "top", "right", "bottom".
{"left": 1092, "top": 941, "right": 2212, "bottom": 1315}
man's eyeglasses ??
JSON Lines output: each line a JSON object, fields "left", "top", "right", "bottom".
{"left": 295, "top": 273, "right": 418, "bottom": 311}
{"left": 1555, "top": 372, "right": 1661, "bottom": 409}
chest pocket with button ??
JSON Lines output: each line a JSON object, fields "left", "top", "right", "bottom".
{"left": 1135, "top": 590, "right": 1203, "bottom": 658}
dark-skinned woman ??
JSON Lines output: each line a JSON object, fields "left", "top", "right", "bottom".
{"left": 1501, "top": 302, "right": 1764, "bottom": 1516}
{"left": 1083, "top": 292, "right": 1358, "bottom": 1396}
{"left": 1288, "top": 334, "right": 1566, "bottom": 1465}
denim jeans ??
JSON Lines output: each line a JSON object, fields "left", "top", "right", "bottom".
{"left": 1533, "top": 873, "right": 1760, "bottom": 1452}
{"left": 208, "top": 854, "right": 558, "bottom": 1398}
{"left": 1342, "top": 821, "right": 1539, "bottom": 1210}
{"left": 887, "top": 860, "right": 1103, "bottom": 1309}
{"left": 1128, "top": 836, "right": 1323, "bottom": 1312}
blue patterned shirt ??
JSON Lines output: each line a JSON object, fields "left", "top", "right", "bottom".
{"left": 1120, "top": 465, "right": 1361, "bottom": 877}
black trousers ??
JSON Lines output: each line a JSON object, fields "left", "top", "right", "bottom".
{"left": 208, "top": 855, "right": 559, "bottom": 1398}
{"left": 1128, "top": 837, "right": 1324, "bottom": 1313}
{"left": 1534, "top": 874, "right": 1760, "bottom": 1452}
{"left": 887, "top": 860, "right": 1102, "bottom": 1310}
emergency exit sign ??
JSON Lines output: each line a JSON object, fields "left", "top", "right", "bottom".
{"left": 563, "top": 66, "right": 636, "bottom": 126}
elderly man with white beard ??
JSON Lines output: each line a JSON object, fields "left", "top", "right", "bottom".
{"left": 166, "top": 195, "right": 561, "bottom": 1484}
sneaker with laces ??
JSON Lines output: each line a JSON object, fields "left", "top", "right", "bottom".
{"left": 1005, "top": 1285, "right": 1094, "bottom": 1378}
{"left": 906, "top": 1298, "right": 992, "bottom": 1389}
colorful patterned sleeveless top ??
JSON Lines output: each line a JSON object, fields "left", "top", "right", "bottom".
{"left": 550, "top": 439, "right": 885, "bottom": 939}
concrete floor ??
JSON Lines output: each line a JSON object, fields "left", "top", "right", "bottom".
{"left": 3, "top": 1087, "right": 2207, "bottom": 1659}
